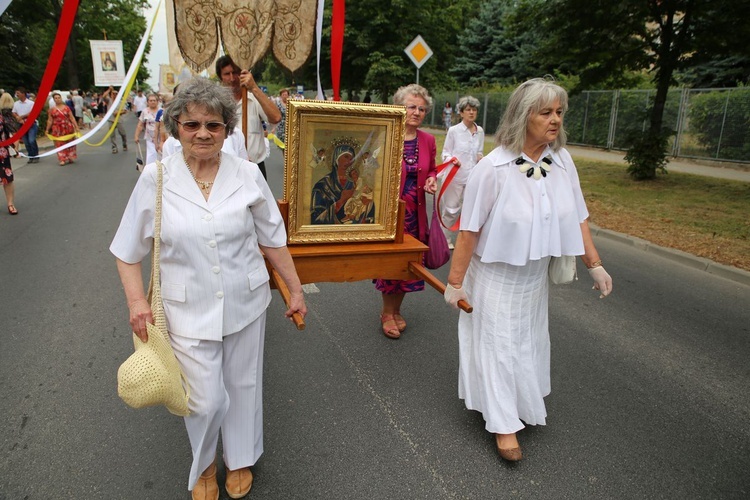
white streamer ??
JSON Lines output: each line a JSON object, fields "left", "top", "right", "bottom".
{"left": 315, "top": 0, "right": 325, "bottom": 100}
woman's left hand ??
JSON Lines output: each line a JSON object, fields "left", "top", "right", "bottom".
{"left": 588, "top": 266, "right": 613, "bottom": 298}
{"left": 424, "top": 176, "right": 437, "bottom": 194}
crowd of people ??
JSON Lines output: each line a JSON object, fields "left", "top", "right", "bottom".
{"left": 5, "top": 69, "right": 613, "bottom": 499}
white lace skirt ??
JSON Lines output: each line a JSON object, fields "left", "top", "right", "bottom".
{"left": 458, "top": 254, "right": 551, "bottom": 434}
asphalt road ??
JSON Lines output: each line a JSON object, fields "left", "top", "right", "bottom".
{"left": 1, "top": 117, "right": 748, "bottom": 499}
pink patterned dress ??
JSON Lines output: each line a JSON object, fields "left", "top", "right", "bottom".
{"left": 49, "top": 106, "right": 77, "bottom": 164}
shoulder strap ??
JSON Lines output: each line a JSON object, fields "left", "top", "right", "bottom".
{"left": 146, "top": 162, "right": 168, "bottom": 337}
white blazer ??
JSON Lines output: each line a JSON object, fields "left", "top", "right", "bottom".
{"left": 110, "top": 153, "right": 287, "bottom": 340}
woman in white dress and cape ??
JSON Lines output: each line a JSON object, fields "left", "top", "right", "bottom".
{"left": 444, "top": 78, "right": 613, "bottom": 462}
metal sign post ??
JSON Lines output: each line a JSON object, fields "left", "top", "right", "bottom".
{"left": 404, "top": 35, "right": 433, "bottom": 85}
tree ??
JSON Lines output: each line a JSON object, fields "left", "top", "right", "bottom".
{"left": 512, "top": 0, "right": 750, "bottom": 179}
{"left": 0, "top": 0, "right": 150, "bottom": 92}
{"left": 451, "top": 0, "right": 542, "bottom": 86}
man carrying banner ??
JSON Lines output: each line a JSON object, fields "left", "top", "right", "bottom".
{"left": 215, "top": 55, "right": 280, "bottom": 179}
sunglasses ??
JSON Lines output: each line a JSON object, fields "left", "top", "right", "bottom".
{"left": 175, "top": 120, "right": 226, "bottom": 133}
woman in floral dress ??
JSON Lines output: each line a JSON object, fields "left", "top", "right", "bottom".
{"left": 374, "top": 84, "right": 438, "bottom": 339}
{"left": 45, "top": 92, "right": 79, "bottom": 166}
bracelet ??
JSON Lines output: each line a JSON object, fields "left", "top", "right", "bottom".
{"left": 587, "top": 259, "right": 603, "bottom": 269}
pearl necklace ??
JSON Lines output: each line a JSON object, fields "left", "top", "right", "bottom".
{"left": 183, "top": 153, "right": 220, "bottom": 193}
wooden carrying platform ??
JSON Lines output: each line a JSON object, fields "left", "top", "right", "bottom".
{"left": 267, "top": 200, "right": 472, "bottom": 330}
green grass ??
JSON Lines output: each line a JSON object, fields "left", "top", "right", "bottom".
{"left": 432, "top": 132, "right": 750, "bottom": 271}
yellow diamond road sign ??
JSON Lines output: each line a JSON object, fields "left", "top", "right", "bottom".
{"left": 405, "top": 35, "right": 433, "bottom": 69}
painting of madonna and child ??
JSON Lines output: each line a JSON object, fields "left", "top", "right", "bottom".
{"left": 283, "top": 101, "right": 406, "bottom": 244}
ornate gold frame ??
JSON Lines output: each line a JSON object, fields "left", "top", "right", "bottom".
{"left": 283, "top": 100, "right": 406, "bottom": 244}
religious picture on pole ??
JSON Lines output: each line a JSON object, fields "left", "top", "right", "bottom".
{"left": 90, "top": 40, "right": 126, "bottom": 87}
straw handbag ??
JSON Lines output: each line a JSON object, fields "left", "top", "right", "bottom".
{"left": 117, "top": 162, "right": 190, "bottom": 416}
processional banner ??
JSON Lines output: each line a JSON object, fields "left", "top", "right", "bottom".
{"left": 171, "top": 0, "right": 316, "bottom": 73}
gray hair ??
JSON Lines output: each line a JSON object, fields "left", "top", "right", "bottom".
{"left": 162, "top": 77, "right": 237, "bottom": 139}
{"left": 494, "top": 78, "right": 569, "bottom": 153}
{"left": 393, "top": 84, "right": 433, "bottom": 113}
{"left": 456, "top": 95, "right": 480, "bottom": 112}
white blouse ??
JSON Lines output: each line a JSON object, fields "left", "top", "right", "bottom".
{"left": 110, "top": 153, "right": 287, "bottom": 340}
{"left": 460, "top": 145, "right": 589, "bottom": 266}
{"left": 439, "top": 121, "right": 486, "bottom": 226}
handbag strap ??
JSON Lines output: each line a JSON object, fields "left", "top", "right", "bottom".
{"left": 146, "top": 161, "right": 168, "bottom": 337}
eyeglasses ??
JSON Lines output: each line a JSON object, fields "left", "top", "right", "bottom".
{"left": 406, "top": 104, "right": 427, "bottom": 114}
{"left": 175, "top": 120, "right": 226, "bottom": 133}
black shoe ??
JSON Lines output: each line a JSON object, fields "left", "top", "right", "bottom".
{"left": 123, "top": 145, "right": 128, "bottom": 151}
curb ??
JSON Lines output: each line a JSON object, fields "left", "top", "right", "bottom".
{"left": 590, "top": 224, "right": 750, "bottom": 287}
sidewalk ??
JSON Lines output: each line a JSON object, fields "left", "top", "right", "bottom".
{"left": 566, "top": 145, "right": 750, "bottom": 183}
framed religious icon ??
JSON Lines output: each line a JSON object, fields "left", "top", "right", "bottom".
{"left": 284, "top": 100, "right": 406, "bottom": 244}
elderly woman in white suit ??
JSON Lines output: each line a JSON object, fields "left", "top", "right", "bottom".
{"left": 110, "top": 77, "right": 306, "bottom": 500}
{"left": 444, "top": 78, "right": 612, "bottom": 463}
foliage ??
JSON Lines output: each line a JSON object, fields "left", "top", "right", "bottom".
{"left": 451, "top": 0, "right": 542, "bottom": 86}
{"left": 363, "top": 52, "right": 412, "bottom": 101}
{"left": 624, "top": 130, "right": 670, "bottom": 180}
{"left": 511, "top": 0, "right": 750, "bottom": 180}
{"left": 0, "top": 0, "right": 150, "bottom": 92}
{"left": 687, "top": 88, "right": 750, "bottom": 161}
{"left": 290, "top": 0, "right": 479, "bottom": 97}
{"left": 677, "top": 55, "right": 750, "bottom": 88}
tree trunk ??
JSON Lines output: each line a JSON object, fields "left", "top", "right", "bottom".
{"left": 64, "top": 29, "right": 79, "bottom": 90}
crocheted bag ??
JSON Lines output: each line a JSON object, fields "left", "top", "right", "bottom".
{"left": 117, "top": 162, "right": 190, "bottom": 416}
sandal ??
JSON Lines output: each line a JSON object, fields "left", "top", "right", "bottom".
{"left": 8, "top": 204, "right": 18, "bottom": 215}
{"left": 393, "top": 313, "right": 406, "bottom": 332}
{"left": 59, "top": 161, "right": 66, "bottom": 166}
{"left": 380, "top": 313, "right": 400, "bottom": 339}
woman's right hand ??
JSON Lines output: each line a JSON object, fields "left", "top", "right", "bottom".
{"left": 128, "top": 298, "right": 153, "bottom": 342}
{"left": 444, "top": 283, "right": 468, "bottom": 309}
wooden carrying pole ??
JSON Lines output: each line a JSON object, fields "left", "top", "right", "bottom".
{"left": 241, "top": 89, "right": 248, "bottom": 151}
{"left": 409, "top": 262, "right": 473, "bottom": 313}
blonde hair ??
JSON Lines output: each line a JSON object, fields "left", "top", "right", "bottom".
{"left": 494, "top": 78, "right": 569, "bottom": 153}
{"left": 0, "top": 92, "right": 15, "bottom": 110}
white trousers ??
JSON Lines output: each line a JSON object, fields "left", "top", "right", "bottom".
{"left": 169, "top": 313, "right": 266, "bottom": 491}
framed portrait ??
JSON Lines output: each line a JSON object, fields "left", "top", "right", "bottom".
{"left": 284, "top": 100, "right": 406, "bottom": 244}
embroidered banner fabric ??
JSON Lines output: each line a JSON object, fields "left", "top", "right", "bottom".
{"left": 173, "top": 0, "right": 316, "bottom": 73}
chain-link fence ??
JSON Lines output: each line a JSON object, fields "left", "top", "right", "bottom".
{"left": 332, "top": 87, "right": 749, "bottom": 164}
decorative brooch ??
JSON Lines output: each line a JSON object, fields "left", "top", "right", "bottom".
{"left": 516, "top": 156, "right": 552, "bottom": 180}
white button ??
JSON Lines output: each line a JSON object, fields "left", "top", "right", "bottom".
{"left": 212, "top": 266, "right": 220, "bottom": 274}
{"left": 208, "top": 240, "right": 217, "bottom": 248}
{"left": 204, "top": 214, "right": 213, "bottom": 221}
{"left": 216, "top": 291, "right": 224, "bottom": 298}
{"left": 542, "top": 193, "right": 546, "bottom": 197}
